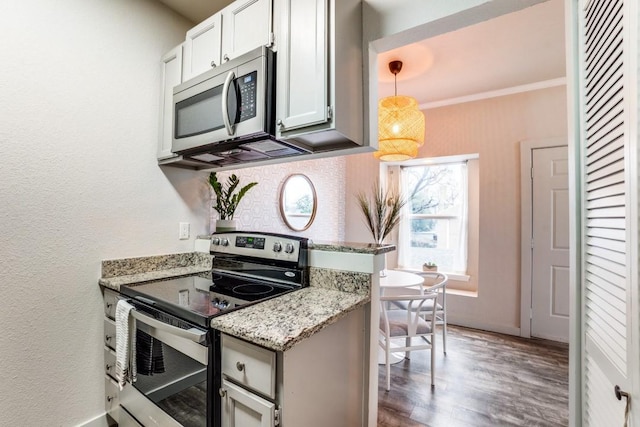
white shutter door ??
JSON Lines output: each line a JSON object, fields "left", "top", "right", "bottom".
{"left": 579, "top": 0, "right": 637, "bottom": 425}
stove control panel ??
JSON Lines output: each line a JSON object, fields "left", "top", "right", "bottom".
{"left": 210, "top": 232, "right": 306, "bottom": 262}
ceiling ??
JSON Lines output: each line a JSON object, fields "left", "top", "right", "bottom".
{"left": 377, "top": 0, "right": 566, "bottom": 105}
{"left": 157, "top": 0, "right": 233, "bottom": 23}
{"left": 157, "top": 0, "right": 566, "bottom": 106}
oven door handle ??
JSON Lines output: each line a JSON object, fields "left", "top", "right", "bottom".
{"left": 130, "top": 310, "right": 207, "bottom": 344}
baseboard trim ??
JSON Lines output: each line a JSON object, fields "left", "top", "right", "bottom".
{"left": 77, "top": 413, "right": 112, "bottom": 427}
{"left": 448, "top": 316, "right": 521, "bottom": 337}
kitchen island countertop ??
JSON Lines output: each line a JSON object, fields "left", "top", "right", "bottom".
{"left": 210, "top": 286, "right": 369, "bottom": 352}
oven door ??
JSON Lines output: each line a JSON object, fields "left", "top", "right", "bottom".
{"left": 119, "top": 306, "right": 215, "bottom": 427}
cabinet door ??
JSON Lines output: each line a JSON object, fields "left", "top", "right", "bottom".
{"left": 158, "top": 45, "right": 182, "bottom": 160}
{"left": 276, "top": 0, "right": 328, "bottom": 133}
{"left": 184, "top": 13, "right": 222, "bottom": 81}
{"left": 221, "top": 0, "right": 272, "bottom": 63}
{"left": 222, "top": 380, "right": 275, "bottom": 427}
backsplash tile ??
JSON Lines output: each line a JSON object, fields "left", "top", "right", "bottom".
{"left": 210, "top": 157, "right": 346, "bottom": 241}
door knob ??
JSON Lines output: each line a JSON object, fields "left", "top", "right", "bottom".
{"left": 614, "top": 385, "right": 631, "bottom": 427}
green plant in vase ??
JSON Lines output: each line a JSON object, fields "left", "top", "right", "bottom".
{"left": 208, "top": 172, "right": 258, "bottom": 232}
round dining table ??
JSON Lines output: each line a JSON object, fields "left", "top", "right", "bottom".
{"left": 379, "top": 270, "right": 424, "bottom": 293}
{"left": 378, "top": 269, "right": 425, "bottom": 364}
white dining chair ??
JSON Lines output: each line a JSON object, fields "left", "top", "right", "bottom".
{"left": 391, "top": 272, "right": 449, "bottom": 354}
{"left": 379, "top": 292, "right": 439, "bottom": 391}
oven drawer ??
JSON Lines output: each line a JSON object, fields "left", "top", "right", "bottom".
{"left": 104, "top": 347, "right": 116, "bottom": 379}
{"left": 103, "top": 288, "right": 119, "bottom": 319}
{"left": 104, "top": 318, "right": 116, "bottom": 350}
{"left": 222, "top": 334, "right": 276, "bottom": 399}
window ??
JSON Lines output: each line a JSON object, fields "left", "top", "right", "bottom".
{"left": 398, "top": 160, "right": 469, "bottom": 274}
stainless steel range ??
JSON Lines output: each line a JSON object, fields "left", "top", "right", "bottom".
{"left": 117, "top": 232, "right": 309, "bottom": 427}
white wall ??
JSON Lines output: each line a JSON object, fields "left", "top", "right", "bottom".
{"left": 0, "top": 1, "right": 198, "bottom": 425}
{"left": 346, "top": 86, "right": 568, "bottom": 334}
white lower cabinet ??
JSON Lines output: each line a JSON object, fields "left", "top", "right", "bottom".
{"left": 220, "top": 306, "right": 366, "bottom": 427}
{"left": 222, "top": 379, "right": 277, "bottom": 427}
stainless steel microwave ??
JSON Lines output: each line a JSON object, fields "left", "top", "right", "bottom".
{"left": 171, "top": 46, "right": 307, "bottom": 166}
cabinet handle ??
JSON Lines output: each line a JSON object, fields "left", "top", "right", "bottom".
{"left": 219, "top": 388, "right": 227, "bottom": 398}
{"left": 223, "top": 54, "right": 230, "bottom": 62}
{"left": 277, "top": 119, "right": 284, "bottom": 129}
{"left": 236, "top": 361, "right": 245, "bottom": 372}
{"left": 106, "top": 395, "right": 114, "bottom": 403}
{"left": 105, "top": 302, "right": 113, "bottom": 309}
{"left": 105, "top": 334, "right": 113, "bottom": 342}
{"left": 210, "top": 61, "right": 217, "bottom": 68}
{"left": 106, "top": 363, "right": 113, "bottom": 371}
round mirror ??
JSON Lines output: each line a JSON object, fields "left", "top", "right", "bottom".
{"left": 279, "top": 174, "right": 317, "bottom": 231}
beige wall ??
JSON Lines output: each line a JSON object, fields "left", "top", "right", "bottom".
{"left": 346, "top": 85, "right": 568, "bottom": 334}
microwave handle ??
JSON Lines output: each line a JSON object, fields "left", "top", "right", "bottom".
{"left": 221, "top": 70, "right": 236, "bottom": 136}
{"left": 130, "top": 309, "right": 207, "bottom": 344}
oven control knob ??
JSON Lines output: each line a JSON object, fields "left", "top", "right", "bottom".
{"left": 221, "top": 238, "right": 229, "bottom": 246}
{"left": 219, "top": 300, "right": 229, "bottom": 309}
{"left": 273, "top": 242, "right": 282, "bottom": 252}
{"left": 284, "top": 243, "right": 295, "bottom": 254}
{"left": 212, "top": 297, "right": 220, "bottom": 307}
{"left": 212, "top": 237, "right": 220, "bottom": 245}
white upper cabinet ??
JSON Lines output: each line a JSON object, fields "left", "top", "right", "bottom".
{"left": 158, "top": 44, "right": 183, "bottom": 160}
{"left": 275, "top": 0, "right": 363, "bottom": 148}
{"left": 183, "top": 13, "right": 222, "bottom": 81}
{"left": 275, "top": 0, "right": 328, "bottom": 132}
{"left": 221, "top": 0, "right": 273, "bottom": 63}
{"left": 183, "top": 0, "right": 272, "bottom": 82}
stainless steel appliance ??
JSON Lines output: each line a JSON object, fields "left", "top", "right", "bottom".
{"left": 117, "top": 232, "right": 309, "bottom": 427}
{"left": 172, "top": 47, "right": 307, "bottom": 168}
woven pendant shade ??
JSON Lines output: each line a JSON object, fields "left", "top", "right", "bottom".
{"left": 374, "top": 60, "right": 425, "bottom": 162}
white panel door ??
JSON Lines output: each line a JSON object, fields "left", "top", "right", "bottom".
{"left": 531, "top": 146, "right": 570, "bottom": 342}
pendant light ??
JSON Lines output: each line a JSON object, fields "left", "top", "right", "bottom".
{"left": 374, "top": 60, "right": 425, "bottom": 161}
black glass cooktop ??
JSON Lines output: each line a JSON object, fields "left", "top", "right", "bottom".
{"left": 211, "top": 272, "right": 295, "bottom": 302}
{"left": 120, "top": 273, "right": 297, "bottom": 328}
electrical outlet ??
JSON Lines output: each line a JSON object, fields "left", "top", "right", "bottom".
{"left": 179, "top": 222, "right": 190, "bottom": 240}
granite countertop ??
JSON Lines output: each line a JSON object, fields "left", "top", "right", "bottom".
{"left": 99, "top": 249, "right": 373, "bottom": 352}
{"left": 210, "top": 287, "right": 369, "bottom": 352}
{"left": 99, "top": 252, "right": 212, "bottom": 292}
{"left": 196, "top": 234, "right": 395, "bottom": 255}
{"left": 308, "top": 240, "right": 395, "bottom": 255}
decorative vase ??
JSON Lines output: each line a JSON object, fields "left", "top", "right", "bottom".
{"left": 215, "top": 219, "right": 237, "bottom": 232}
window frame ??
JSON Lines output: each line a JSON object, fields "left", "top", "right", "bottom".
{"left": 382, "top": 154, "right": 478, "bottom": 282}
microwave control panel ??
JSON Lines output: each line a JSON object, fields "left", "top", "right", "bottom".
{"left": 238, "top": 71, "right": 258, "bottom": 122}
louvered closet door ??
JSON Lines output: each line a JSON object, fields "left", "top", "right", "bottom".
{"left": 579, "top": 0, "right": 637, "bottom": 425}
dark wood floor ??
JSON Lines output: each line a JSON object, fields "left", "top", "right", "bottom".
{"left": 378, "top": 325, "right": 569, "bottom": 427}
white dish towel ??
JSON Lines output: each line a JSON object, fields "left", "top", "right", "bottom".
{"left": 115, "top": 299, "right": 137, "bottom": 390}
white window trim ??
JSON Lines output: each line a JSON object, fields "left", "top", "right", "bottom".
{"left": 396, "top": 155, "right": 475, "bottom": 274}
